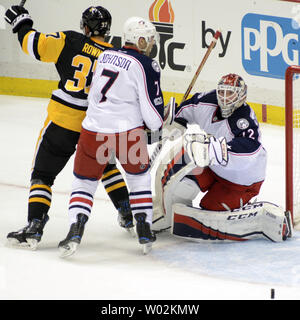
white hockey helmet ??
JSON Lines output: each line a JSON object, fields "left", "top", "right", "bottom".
{"left": 123, "top": 16, "right": 158, "bottom": 53}
{"left": 216, "top": 73, "right": 247, "bottom": 118}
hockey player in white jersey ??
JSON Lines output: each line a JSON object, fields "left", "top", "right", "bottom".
{"left": 152, "top": 73, "right": 293, "bottom": 242}
{"left": 4, "top": 5, "right": 134, "bottom": 250}
{"left": 59, "top": 17, "right": 165, "bottom": 257}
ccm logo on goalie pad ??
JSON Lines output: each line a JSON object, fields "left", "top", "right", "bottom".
{"left": 227, "top": 211, "right": 258, "bottom": 220}
{"left": 232, "top": 202, "right": 264, "bottom": 211}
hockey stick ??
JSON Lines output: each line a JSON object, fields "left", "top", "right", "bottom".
{"left": 19, "top": 0, "right": 26, "bottom": 6}
{"left": 149, "top": 30, "right": 221, "bottom": 169}
{"left": 149, "top": 97, "right": 176, "bottom": 170}
{"left": 180, "top": 30, "right": 221, "bottom": 104}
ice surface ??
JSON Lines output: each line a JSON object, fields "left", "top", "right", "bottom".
{"left": 1, "top": 95, "right": 300, "bottom": 300}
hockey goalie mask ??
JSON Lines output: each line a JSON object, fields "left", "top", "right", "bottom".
{"left": 217, "top": 74, "right": 247, "bottom": 118}
{"left": 123, "top": 17, "right": 159, "bottom": 55}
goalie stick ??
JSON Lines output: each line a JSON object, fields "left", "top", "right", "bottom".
{"left": 180, "top": 30, "right": 221, "bottom": 104}
{"left": 19, "top": 0, "right": 26, "bottom": 6}
{"left": 149, "top": 97, "right": 176, "bottom": 170}
{"left": 149, "top": 30, "right": 221, "bottom": 169}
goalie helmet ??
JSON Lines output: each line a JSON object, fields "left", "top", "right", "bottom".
{"left": 80, "top": 6, "right": 111, "bottom": 37}
{"left": 123, "top": 16, "right": 158, "bottom": 53}
{"left": 216, "top": 73, "right": 247, "bottom": 118}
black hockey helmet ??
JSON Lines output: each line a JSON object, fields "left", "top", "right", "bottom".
{"left": 80, "top": 6, "right": 111, "bottom": 37}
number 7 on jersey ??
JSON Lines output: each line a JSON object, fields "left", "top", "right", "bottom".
{"left": 99, "top": 69, "right": 119, "bottom": 103}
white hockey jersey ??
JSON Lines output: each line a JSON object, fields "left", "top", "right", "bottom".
{"left": 83, "top": 47, "right": 164, "bottom": 133}
{"left": 175, "top": 90, "right": 267, "bottom": 186}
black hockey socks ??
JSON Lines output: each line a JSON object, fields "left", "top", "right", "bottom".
{"left": 28, "top": 182, "right": 52, "bottom": 221}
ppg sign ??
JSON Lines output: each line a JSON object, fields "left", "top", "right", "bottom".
{"left": 242, "top": 13, "right": 300, "bottom": 79}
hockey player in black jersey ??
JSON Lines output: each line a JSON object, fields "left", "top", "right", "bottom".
{"left": 4, "top": 5, "right": 134, "bottom": 249}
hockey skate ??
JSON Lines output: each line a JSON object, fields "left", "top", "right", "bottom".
{"left": 6, "top": 214, "right": 49, "bottom": 250}
{"left": 135, "top": 213, "right": 156, "bottom": 255}
{"left": 58, "top": 213, "right": 88, "bottom": 258}
{"left": 117, "top": 200, "right": 135, "bottom": 237}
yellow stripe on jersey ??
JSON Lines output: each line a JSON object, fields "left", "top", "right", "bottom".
{"left": 37, "top": 32, "right": 66, "bottom": 63}
{"left": 31, "top": 117, "right": 52, "bottom": 169}
{"left": 105, "top": 182, "right": 127, "bottom": 193}
{"left": 47, "top": 99, "right": 86, "bottom": 132}
{"left": 22, "top": 30, "right": 35, "bottom": 55}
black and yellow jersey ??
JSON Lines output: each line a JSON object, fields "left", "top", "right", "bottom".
{"left": 18, "top": 27, "right": 113, "bottom": 132}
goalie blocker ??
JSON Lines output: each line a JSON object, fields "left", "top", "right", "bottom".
{"left": 152, "top": 133, "right": 293, "bottom": 242}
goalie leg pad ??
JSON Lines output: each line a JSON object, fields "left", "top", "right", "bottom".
{"left": 173, "top": 177, "right": 200, "bottom": 200}
{"left": 152, "top": 139, "right": 196, "bottom": 223}
{"left": 171, "top": 202, "right": 291, "bottom": 242}
{"left": 261, "top": 203, "right": 293, "bottom": 241}
{"left": 152, "top": 177, "right": 199, "bottom": 232}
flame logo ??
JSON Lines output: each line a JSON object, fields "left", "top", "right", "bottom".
{"left": 149, "top": 0, "right": 175, "bottom": 23}
{"left": 148, "top": 0, "right": 175, "bottom": 69}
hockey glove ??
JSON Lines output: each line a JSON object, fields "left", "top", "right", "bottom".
{"left": 162, "top": 97, "right": 186, "bottom": 141}
{"left": 184, "top": 133, "right": 228, "bottom": 167}
{"left": 4, "top": 5, "right": 33, "bottom": 33}
{"left": 162, "top": 119, "right": 186, "bottom": 141}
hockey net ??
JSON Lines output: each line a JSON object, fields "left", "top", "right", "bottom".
{"left": 285, "top": 65, "right": 300, "bottom": 226}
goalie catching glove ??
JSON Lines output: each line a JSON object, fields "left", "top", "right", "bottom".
{"left": 184, "top": 132, "right": 228, "bottom": 167}
{"left": 4, "top": 5, "right": 33, "bottom": 33}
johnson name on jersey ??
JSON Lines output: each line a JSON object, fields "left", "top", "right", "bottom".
{"left": 83, "top": 47, "right": 164, "bottom": 133}
{"left": 175, "top": 90, "right": 267, "bottom": 186}
{"left": 18, "top": 26, "right": 113, "bottom": 132}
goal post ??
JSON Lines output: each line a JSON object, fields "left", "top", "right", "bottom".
{"left": 285, "top": 65, "right": 300, "bottom": 226}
